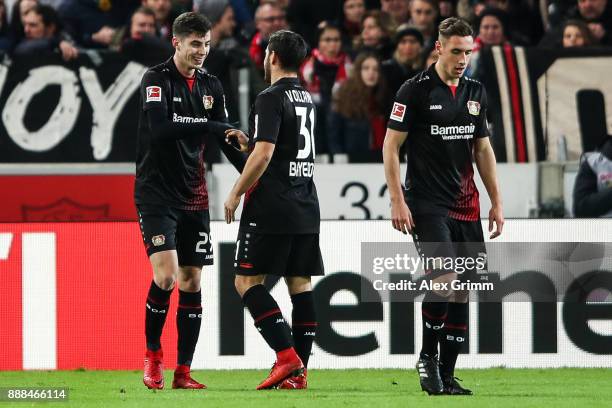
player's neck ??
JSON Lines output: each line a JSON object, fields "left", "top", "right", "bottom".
{"left": 271, "top": 71, "right": 298, "bottom": 85}
{"left": 173, "top": 54, "right": 196, "bottom": 78}
{"left": 434, "top": 62, "right": 459, "bottom": 86}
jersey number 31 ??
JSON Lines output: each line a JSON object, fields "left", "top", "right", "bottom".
{"left": 295, "top": 106, "right": 315, "bottom": 160}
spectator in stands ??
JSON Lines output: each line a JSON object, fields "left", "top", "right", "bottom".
{"left": 142, "top": 0, "right": 173, "bottom": 41}
{"left": 249, "top": 2, "right": 287, "bottom": 70}
{"left": 573, "top": 136, "right": 612, "bottom": 217}
{"left": 562, "top": 18, "right": 594, "bottom": 46}
{"left": 329, "top": 52, "right": 389, "bottom": 162}
{"left": 439, "top": 0, "right": 456, "bottom": 18}
{"left": 287, "top": 0, "right": 341, "bottom": 47}
{"left": 382, "top": 26, "right": 423, "bottom": 96}
{"left": 9, "top": 0, "right": 37, "bottom": 50}
{"left": 354, "top": 10, "right": 395, "bottom": 60}
{"left": 380, "top": 0, "right": 410, "bottom": 25}
{"left": 14, "top": 4, "right": 79, "bottom": 60}
{"left": 0, "top": 0, "right": 10, "bottom": 51}
{"left": 467, "top": 8, "right": 511, "bottom": 77}
{"left": 203, "top": 1, "right": 266, "bottom": 125}
{"left": 300, "top": 23, "right": 351, "bottom": 156}
{"left": 116, "top": 6, "right": 172, "bottom": 59}
{"left": 58, "top": 0, "right": 139, "bottom": 48}
{"left": 340, "top": 0, "right": 365, "bottom": 52}
{"left": 408, "top": 0, "right": 439, "bottom": 54}
{"left": 568, "top": 0, "right": 612, "bottom": 44}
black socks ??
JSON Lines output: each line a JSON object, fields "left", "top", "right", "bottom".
{"left": 145, "top": 281, "right": 172, "bottom": 351}
{"left": 177, "top": 290, "right": 203, "bottom": 366}
{"left": 242, "top": 284, "right": 293, "bottom": 352}
{"left": 439, "top": 302, "right": 468, "bottom": 378}
{"left": 420, "top": 292, "right": 448, "bottom": 358}
{"left": 290, "top": 291, "right": 317, "bottom": 367}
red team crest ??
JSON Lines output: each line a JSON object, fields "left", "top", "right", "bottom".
{"left": 390, "top": 102, "right": 406, "bottom": 122}
{"left": 146, "top": 86, "right": 161, "bottom": 102}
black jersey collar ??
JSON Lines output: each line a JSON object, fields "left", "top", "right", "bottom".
{"left": 428, "top": 63, "right": 465, "bottom": 90}
{"left": 273, "top": 76, "right": 300, "bottom": 86}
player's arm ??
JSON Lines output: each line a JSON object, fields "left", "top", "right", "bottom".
{"left": 474, "top": 134, "right": 504, "bottom": 239}
{"left": 384, "top": 81, "right": 416, "bottom": 234}
{"left": 141, "top": 71, "right": 231, "bottom": 142}
{"left": 209, "top": 76, "right": 248, "bottom": 173}
{"left": 383, "top": 128, "right": 414, "bottom": 234}
{"left": 223, "top": 92, "right": 282, "bottom": 223}
{"left": 224, "top": 141, "right": 275, "bottom": 223}
{"left": 473, "top": 86, "right": 503, "bottom": 239}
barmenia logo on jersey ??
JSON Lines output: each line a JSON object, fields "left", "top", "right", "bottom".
{"left": 173, "top": 113, "right": 207, "bottom": 123}
{"left": 431, "top": 124, "right": 475, "bottom": 140}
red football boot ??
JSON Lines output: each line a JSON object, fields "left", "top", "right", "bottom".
{"left": 172, "top": 365, "right": 207, "bottom": 389}
{"left": 278, "top": 369, "right": 308, "bottom": 389}
{"left": 143, "top": 348, "right": 164, "bottom": 389}
{"left": 256, "top": 348, "right": 304, "bottom": 390}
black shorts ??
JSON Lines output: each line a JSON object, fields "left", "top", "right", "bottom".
{"left": 136, "top": 204, "right": 214, "bottom": 267}
{"left": 411, "top": 214, "right": 487, "bottom": 281}
{"left": 234, "top": 231, "right": 325, "bottom": 277}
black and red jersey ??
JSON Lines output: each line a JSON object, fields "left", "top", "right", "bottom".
{"left": 134, "top": 57, "right": 227, "bottom": 210}
{"left": 387, "top": 64, "right": 490, "bottom": 221}
{"left": 240, "top": 77, "right": 320, "bottom": 234}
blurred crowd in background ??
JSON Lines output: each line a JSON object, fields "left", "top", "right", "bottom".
{"left": 0, "top": 0, "right": 610, "bottom": 162}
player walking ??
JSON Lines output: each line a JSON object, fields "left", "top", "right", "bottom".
{"left": 383, "top": 17, "right": 504, "bottom": 395}
{"left": 135, "top": 12, "right": 245, "bottom": 390}
{"left": 223, "top": 30, "right": 323, "bottom": 390}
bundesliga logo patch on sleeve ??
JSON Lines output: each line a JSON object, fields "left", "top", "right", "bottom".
{"left": 146, "top": 86, "right": 161, "bottom": 102}
{"left": 390, "top": 102, "right": 406, "bottom": 122}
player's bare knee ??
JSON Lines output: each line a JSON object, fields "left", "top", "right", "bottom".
{"left": 235, "top": 275, "right": 264, "bottom": 297}
{"left": 154, "top": 274, "right": 176, "bottom": 290}
{"left": 285, "top": 276, "right": 312, "bottom": 295}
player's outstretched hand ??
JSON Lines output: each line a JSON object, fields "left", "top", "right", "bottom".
{"left": 391, "top": 198, "right": 414, "bottom": 235}
{"left": 225, "top": 129, "right": 249, "bottom": 152}
{"left": 224, "top": 193, "right": 241, "bottom": 224}
{"left": 488, "top": 204, "right": 504, "bottom": 239}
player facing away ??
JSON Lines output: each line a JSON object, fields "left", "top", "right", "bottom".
{"left": 135, "top": 12, "right": 246, "bottom": 390}
{"left": 383, "top": 17, "right": 504, "bottom": 395}
{"left": 223, "top": 30, "right": 323, "bottom": 390}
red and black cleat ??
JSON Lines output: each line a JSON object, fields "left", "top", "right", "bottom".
{"left": 172, "top": 365, "right": 207, "bottom": 389}
{"left": 278, "top": 369, "right": 308, "bottom": 389}
{"left": 256, "top": 348, "right": 304, "bottom": 390}
{"left": 143, "top": 348, "right": 164, "bottom": 390}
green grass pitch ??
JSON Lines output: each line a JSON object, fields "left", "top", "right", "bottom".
{"left": 0, "top": 368, "right": 610, "bottom": 407}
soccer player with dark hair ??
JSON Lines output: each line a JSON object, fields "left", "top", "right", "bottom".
{"left": 383, "top": 17, "right": 504, "bottom": 395}
{"left": 136, "top": 11, "right": 245, "bottom": 390}
{"left": 223, "top": 30, "right": 323, "bottom": 390}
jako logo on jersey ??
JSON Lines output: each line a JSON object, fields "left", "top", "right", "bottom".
{"left": 173, "top": 97, "right": 182, "bottom": 102}
{"left": 390, "top": 102, "right": 406, "bottom": 122}
{"left": 152, "top": 234, "right": 165, "bottom": 246}
{"left": 431, "top": 124, "right": 475, "bottom": 140}
{"left": 173, "top": 113, "right": 207, "bottom": 123}
{"left": 203, "top": 95, "right": 214, "bottom": 110}
{"left": 467, "top": 100, "right": 480, "bottom": 115}
{"left": 429, "top": 104, "right": 442, "bottom": 110}
{"left": 146, "top": 86, "right": 161, "bottom": 102}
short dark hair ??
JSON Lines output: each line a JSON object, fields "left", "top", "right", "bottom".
{"left": 172, "top": 11, "right": 212, "bottom": 38}
{"left": 27, "top": 5, "right": 61, "bottom": 31}
{"left": 438, "top": 17, "right": 473, "bottom": 39}
{"left": 267, "top": 30, "right": 308, "bottom": 72}
{"left": 133, "top": 6, "right": 156, "bottom": 22}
